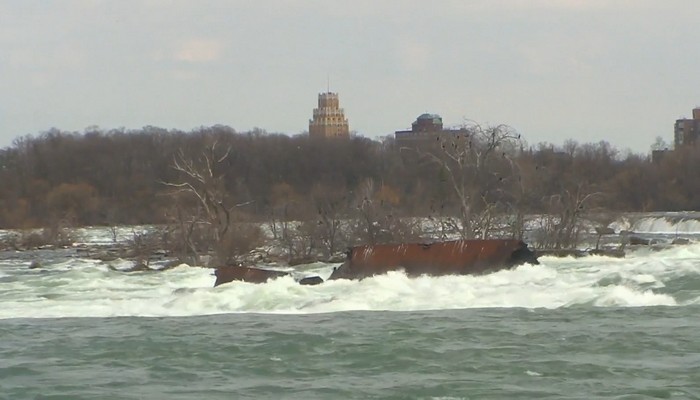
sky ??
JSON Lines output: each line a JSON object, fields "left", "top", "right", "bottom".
{"left": 1, "top": 0, "right": 699, "bottom": 154}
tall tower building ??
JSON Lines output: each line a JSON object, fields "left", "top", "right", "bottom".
{"left": 309, "top": 92, "right": 350, "bottom": 139}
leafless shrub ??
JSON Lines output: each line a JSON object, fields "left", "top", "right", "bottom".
{"left": 532, "top": 187, "right": 603, "bottom": 249}
{"left": 348, "top": 178, "right": 424, "bottom": 245}
{"left": 126, "top": 228, "right": 165, "bottom": 268}
{"left": 214, "top": 223, "right": 266, "bottom": 266}
{"left": 18, "top": 222, "right": 77, "bottom": 249}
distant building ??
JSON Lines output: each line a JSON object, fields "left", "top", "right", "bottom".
{"left": 651, "top": 149, "right": 669, "bottom": 164}
{"left": 674, "top": 107, "right": 700, "bottom": 147}
{"left": 394, "top": 113, "right": 465, "bottom": 146}
{"left": 308, "top": 92, "right": 349, "bottom": 139}
{"left": 652, "top": 107, "right": 700, "bottom": 163}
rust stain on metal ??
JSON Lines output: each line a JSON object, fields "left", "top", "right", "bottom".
{"left": 328, "top": 239, "right": 538, "bottom": 281}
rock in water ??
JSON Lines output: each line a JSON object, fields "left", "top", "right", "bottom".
{"left": 214, "top": 266, "right": 289, "bottom": 287}
{"left": 298, "top": 276, "right": 324, "bottom": 285}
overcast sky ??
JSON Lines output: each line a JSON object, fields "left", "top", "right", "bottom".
{"left": 1, "top": 0, "right": 699, "bottom": 153}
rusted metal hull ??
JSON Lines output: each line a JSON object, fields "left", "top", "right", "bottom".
{"left": 328, "top": 239, "right": 538, "bottom": 281}
{"left": 214, "top": 266, "right": 289, "bottom": 287}
{"left": 213, "top": 239, "right": 538, "bottom": 286}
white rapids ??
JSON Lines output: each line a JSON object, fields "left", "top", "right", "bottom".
{"left": 2, "top": 243, "right": 700, "bottom": 319}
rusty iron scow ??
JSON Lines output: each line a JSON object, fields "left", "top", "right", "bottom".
{"left": 213, "top": 239, "right": 538, "bottom": 286}
{"left": 327, "top": 239, "right": 538, "bottom": 281}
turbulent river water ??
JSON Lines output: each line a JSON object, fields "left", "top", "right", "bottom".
{"left": 2, "top": 232, "right": 700, "bottom": 398}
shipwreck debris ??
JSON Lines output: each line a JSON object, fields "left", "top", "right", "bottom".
{"left": 328, "top": 239, "right": 538, "bottom": 280}
{"left": 213, "top": 239, "right": 538, "bottom": 286}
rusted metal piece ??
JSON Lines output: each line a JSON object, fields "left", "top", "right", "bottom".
{"left": 328, "top": 239, "right": 538, "bottom": 281}
{"left": 214, "top": 266, "right": 289, "bottom": 287}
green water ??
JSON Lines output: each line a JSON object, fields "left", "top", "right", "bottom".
{"left": 2, "top": 307, "right": 699, "bottom": 399}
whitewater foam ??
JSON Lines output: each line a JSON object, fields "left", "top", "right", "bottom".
{"left": 2, "top": 243, "right": 700, "bottom": 319}
{"left": 587, "top": 212, "right": 700, "bottom": 236}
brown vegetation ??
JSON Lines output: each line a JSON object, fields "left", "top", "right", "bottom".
{"left": 1, "top": 124, "right": 698, "bottom": 258}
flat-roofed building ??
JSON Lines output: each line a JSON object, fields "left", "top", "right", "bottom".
{"left": 674, "top": 107, "right": 700, "bottom": 147}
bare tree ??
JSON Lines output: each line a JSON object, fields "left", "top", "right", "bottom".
{"left": 590, "top": 211, "right": 617, "bottom": 250}
{"left": 310, "top": 183, "right": 348, "bottom": 258}
{"left": 162, "top": 138, "right": 259, "bottom": 266}
{"left": 418, "top": 122, "right": 523, "bottom": 239}
{"left": 651, "top": 136, "right": 670, "bottom": 151}
{"left": 265, "top": 200, "right": 326, "bottom": 263}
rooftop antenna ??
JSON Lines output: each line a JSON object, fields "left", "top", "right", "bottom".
{"left": 327, "top": 73, "right": 330, "bottom": 93}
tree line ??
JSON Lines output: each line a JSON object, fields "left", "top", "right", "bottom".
{"left": 0, "top": 124, "right": 697, "bottom": 258}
